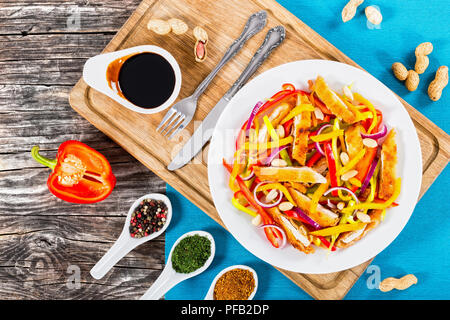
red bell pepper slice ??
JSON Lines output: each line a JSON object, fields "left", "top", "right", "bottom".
{"left": 306, "top": 150, "right": 322, "bottom": 167}
{"left": 316, "top": 236, "right": 336, "bottom": 251}
{"left": 223, "top": 159, "right": 282, "bottom": 248}
{"left": 324, "top": 142, "right": 338, "bottom": 196}
{"left": 31, "top": 141, "right": 116, "bottom": 204}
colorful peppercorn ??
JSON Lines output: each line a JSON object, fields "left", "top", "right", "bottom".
{"left": 129, "top": 198, "right": 167, "bottom": 238}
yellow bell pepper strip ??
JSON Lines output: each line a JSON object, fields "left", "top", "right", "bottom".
{"left": 342, "top": 178, "right": 401, "bottom": 213}
{"left": 244, "top": 136, "right": 293, "bottom": 151}
{"left": 310, "top": 180, "right": 329, "bottom": 213}
{"left": 256, "top": 182, "right": 296, "bottom": 206}
{"left": 309, "top": 222, "right": 367, "bottom": 237}
{"left": 353, "top": 92, "right": 377, "bottom": 134}
{"left": 337, "top": 148, "right": 366, "bottom": 175}
{"left": 231, "top": 197, "right": 257, "bottom": 217}
{"left": 280, "top": 104, "right": 315, "bottom": 124}
{"left": 228, "top": 147, "right": 246, "bottom": 192}
{"left": 310, "top": 129, "right": 344, "bottom": 142}
{"left": 349, "top": 177, "right": 362, "bottom": 188}
{"left": 381, "top": 208, "right": 387, "bottom": 221}
{"left": 263, "top": 115, "right": 293, "bottom": 166}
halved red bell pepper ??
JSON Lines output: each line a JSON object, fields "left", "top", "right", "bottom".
{"left": 31, "top": 141, "right": 116, "bottom": 204}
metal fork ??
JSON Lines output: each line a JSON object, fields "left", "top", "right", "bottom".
{"left": 156, "top": 10, "right": 267, "bottom": 139}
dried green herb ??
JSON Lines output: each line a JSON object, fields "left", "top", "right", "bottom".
{"left": 171, "top": 234, "right": 211, "bottom": 273}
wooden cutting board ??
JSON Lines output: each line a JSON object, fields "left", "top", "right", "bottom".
{"left": 69, "top": 0, "right": 450, "bottom": 299}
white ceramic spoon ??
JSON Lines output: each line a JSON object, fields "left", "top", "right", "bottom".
{"left": 204, "top": 265, "right": 258, "bottom": 300}
{"left": 90, "top": 193, "right": 172, "bottom": 280}
{"left": 140, "top": 230, "right": 215, "bottom": 300}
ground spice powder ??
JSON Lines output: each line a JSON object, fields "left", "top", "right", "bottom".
{"left": 213, "top": 268, "right": 255, "bottom": 300}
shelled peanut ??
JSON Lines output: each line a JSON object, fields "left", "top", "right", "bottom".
{"left": 365, "top": 6, "right": 382, "bottom": 25}
{"left": 147, "top": 18, "right": 188, "bottom": 35}
{"left": 193, "top": 26, "right": 208, "bottom": 62}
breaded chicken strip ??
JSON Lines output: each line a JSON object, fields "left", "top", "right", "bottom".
{"left": 266, "top": 206, "right": 314, "bottom": 254}
{"left": 287, "top": 187, "right": 339, "bottom": 227}
{"left": 379, "top": 129, "right": 397, "bottom": 200}
{"left": 313, "top": 76, "right": 357, "bottom": 124}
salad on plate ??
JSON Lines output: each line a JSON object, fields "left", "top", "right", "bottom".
{"left": 223, "top": 76, "right": 401, "bottom": 254}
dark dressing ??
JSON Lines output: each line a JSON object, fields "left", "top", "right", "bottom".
{"left": 106, "top": 52, "right": 175, "bottom": 109}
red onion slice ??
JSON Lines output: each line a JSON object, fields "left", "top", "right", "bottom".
{"left": 314, "top": 124, "right": 332, "bottom": 156}
{"left": 245, "top": 101, "right": 264, "bottom": 133}
{"left": 259, "top": 224, "right": 287, "bottom": 248}
{"left": 239, "top": 168, "right": 254, "bottom": 181}
{"left": 327, "top": 199, "right": 337, "bottom": 209}
{"left": 259, "top": 145, "right": 289, "bottom": 166}
{"left": 360, "top": 157, "right": 379, "bottom": 194}
{"left": 361, "top": 124, "right": 387, "bottom": 140}
{"left": 324, "top": 186, "right": 360, "bottom": 203}
{"left": 292, "top": 207, "right": 321, "bottom": 230}
{"left": 253, "top": 181, "right": 283, "bottom": 208}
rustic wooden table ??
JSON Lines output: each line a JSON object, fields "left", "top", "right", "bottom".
{"left": 0, "top": 0, "right": 168, "bottom": 299}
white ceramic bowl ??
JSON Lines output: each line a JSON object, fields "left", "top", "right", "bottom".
{"left": 204, "top": 265, "right": 258, "bottom": 300}
{"left": 208, "top": 59, "right": 422, "bottom": 274}
{"left": 83, "top": 45, "right": 182, "bottom": 114}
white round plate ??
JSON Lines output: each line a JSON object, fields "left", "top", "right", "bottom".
{"left": 208, "top": 60, "right": 422, "bottom": 274}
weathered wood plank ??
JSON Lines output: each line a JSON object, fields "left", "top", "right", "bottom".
{"left": 0, "top": 215, "right": 164, "bottom": 299}
{"left": 0, "top": 0, "right": 141, "bottom": 34}
{"left": 0, "top": 34, "right": 112, "bottom": 61}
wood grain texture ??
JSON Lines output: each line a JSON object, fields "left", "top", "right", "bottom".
{"left": 69, "top": 0, "right": 450, "bottom": 300}
{"left": 0, "top": 0, "right": 169, "bottom": 300}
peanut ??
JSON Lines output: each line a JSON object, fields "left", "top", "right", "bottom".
{"left": 342, "top": 0, "right": 364, "bottom": 22}
{"left": 379, "top": 274, "right": 418, "bottom": 292}
{"left": 251, "top": 214, "right": 262, "bottom": 226}
{"left": 340, "top": 152, "right": 350, "bottom": 166}
{"left": 168, "top": 18, "right": 188, "bottom": 35}
{"left": 405, "top": 70, "right": 420, "bottom": 91}
{"left": 278, "top": 201, "right": 294, "bottom": 211}
{"left": 428, "top": 66, "right": 448, "bottom": 101}
{"left": 415, "top": 42, "right": 433, "bottom": 56}
{"left": 147, "top": 19, "right": 171, "bottom": 35}
{"left": 193, "top": 26, "right": 208, "bottom": 62}
{"left": 414, "top": 42, "right": 433, "bottom": 74}
{"left": 362, "top": 138, "right": 378, "bottom": 148}
{"left": 392, "top": 62, "right": 408, "bottom": 81}
{"left": 356, "top": 211, "right": 371, "bottom": 223}
{"left": 341, "top": 169, "right": 358, "bottom": 181}
{"left": 365, "top": 6, "right": 382, "bottom": 25}
{"left": 271, "top": 158, "right": 288, "bottom": 167}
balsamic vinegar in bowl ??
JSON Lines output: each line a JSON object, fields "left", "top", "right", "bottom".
{"left": 107, "top": 52, "right": 176, "bottom": 109}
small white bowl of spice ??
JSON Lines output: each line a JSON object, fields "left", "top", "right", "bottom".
{"left": 140, "top": 230, "right": 215, "bottom": 300}
{"left": 204, "top": 265, "right": 258, "bottom": 300}
{"left": 90, "top": 193, "right": 172, "bottom": 280}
